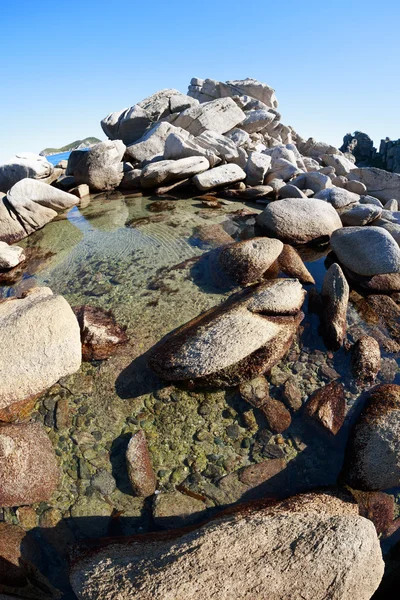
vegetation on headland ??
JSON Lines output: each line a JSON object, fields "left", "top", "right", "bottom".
{"left": 40, "top": 137, "right": 101, "bottom": 156}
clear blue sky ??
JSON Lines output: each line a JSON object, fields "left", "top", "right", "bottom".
{"left": 1, "top": 0, "right": 399, "bottom": 163}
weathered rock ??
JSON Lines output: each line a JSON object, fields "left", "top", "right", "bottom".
{"left": 359, "top": 194, "right": 383, "bottom": 207}
{"left": 153, "top": 491, "right": 207, "bottom": 529}
{"left": 341, "top": 384, "right": 400, "bottom": 490}
{"left": 119, "top": 168, "right": 142, "bottom": 190}
{"left": 330, "top": 226, "right": 400, "bottom": 276}
{"left": 7, "top": 178, "right": 78, "bottom": 212}
{"left": 195, "top": 130, "right": 240, "bottom": 163}
{"left": 277, "top": 244, "right": 315, "bottom": 284}
{"left": 73, "top": 305, "right": 128, "bottom": 360}
{"left": 149, "top": 280, "right": 305, "bottom": 387}
{"left": 0, "top": 241, "right": 25, "bottom": 269}
{"left": 260, "top": 397, "right": 292, "bottom": 433}
{"left": 322, "top": 154, "right": 357, "bottom": 176}
{"left": 257, "top": 198, "right": 342, "bottom": 244}
{"left": 125, "top": 122, "right": 187, "bottom": 165}
{"left": 351, "top": 490, "right": 396, "bottom": 538}
{"left": 291, "top": 171, "right": 333, "bottom": 194}
{"left": 69, "top": 141, "right": 125, "bottom": 191}
{"left": 345, "top": 180, "right": 367, "bottom": 195}
{"left": 126, "top": 430, "right": 156, "bottom": 497}
{"left": 164, "top": 131, "right": 219, "bottom": 166}
{"left": 241, "top": 109, "right": 275, "bottom": 133}
{"left": 192, "top": 164, "right": 246, "bottom": 191}
{"left": 141, "top": 156, "right": 209, "bottom": 188}
{"left": 238, "top": 458, "right": 286, "bottom": 488}
{"left": 239, "top": 375, "right": 269, "bottom": 406}
{"left": 383, "top": 198, "right": 398, "bottom": 211}
{"left": 245, "top": 151, "right": 271, "bottom": 186}
{"left": 298, "top": 137, "right": 340, "bottom": 159}
{"left": 170, "top": 93, "right": 199, "bottom": 114}
{"left": 217, "top": 237, "right": 283, "bottom": 285}
{"left": 305, "top": 382, "right": 346, "bottom": 435}
{"left": 282, "top": 377, "right": 303, "bottom": 411}
{"left": 348, "top": 167, "right": 400, "bottom": 202}
{"left": 190, "top": 223, "right": 234, "bottom": 248}
{"left": 69, "top": 183, "right": 90, "bottom": 199}
{"left": 279, "top": 184, "right": 307, "bottom": 199}
{"left": 321, "top": 263, "right": 349, "bottom": 349}
{"left": 70, "top": 493, "right": 383, "bottom": 600}
{"left": 315, "top": 186, "right": 360, "bottom": 209}
{"left": 90, "top": 470, "right": 116, "bottom": 497}
{"left": 137, "top": 88, "right": 181, "bottom": 120}
{"left": 340, "top": 204, "right": 382, "bottom": 226}
{"left": 0, "top": 153, "right": 54, "bottom": 193}
{"left": 0, "top": 422, "right": 60, "bottom": 506}
{"left": 0, "top": 288, "right": 81, "bottom": 421}
{"left": 173, "top": 97, "right": 245, "bottom": 136}
{"left": 101, "top": 105, "right": 152, "bottom": 145}
{"left": 351, "top": 336, "right": 381, "bottom": 383}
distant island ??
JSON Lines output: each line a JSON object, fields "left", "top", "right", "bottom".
{"left": 40, "top": 137, "right": 101, "bottom": 156}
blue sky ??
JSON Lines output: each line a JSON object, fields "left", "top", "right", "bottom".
{"left": 1, "top": 0, "right": 399, "bottom": 163}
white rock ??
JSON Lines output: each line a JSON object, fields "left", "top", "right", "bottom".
{"left": 245, "top": 152, "right": 272, "bottom": 186}
{"left": 137, "top": 88, "right": 180, "bottom": 120}
{"left": 291, "top": 171, "right": 333, "bottom": 194}
{"left": 0, "top": 153, "right": 54, "bottom": 193}
{"left": 315, "top": 186, "right": 360, "bottom": 209}
{"left": 141, "top": 157, "right": 210, "bottom": 188}
{"left": 101, "top": 105, "right": 151, "bottom": 146}
{"left": 345, "top": 180, "right": 367, "bottom": 195}
{"left": 126, "top": 123, "right": 189, "bottom": 165}
{"left": 348, "top": 167, "right": 400, "bottom": 202}
{"left": 0, "top": 241, "right": 25, "bottom": 269}
{"left": 173, "top": 97, "right": 245, "bottom": 136}
{"left": 322, "top": 154, "right": 357, "bottom": 176}
{"left": 241, "top": 109, "right": 276, "bottom": 134}
{"left": 195, "top": 130, "right": 240, "bottom": 162}
{"left": 164, "top": 131, "right": 220, "bottom": 167}
{"left": 192, "top": 164, "right": 246, "bottom": 191}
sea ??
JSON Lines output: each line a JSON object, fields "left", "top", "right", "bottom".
{"left": 45, "top": 150, "right": 72, "bottom": 165}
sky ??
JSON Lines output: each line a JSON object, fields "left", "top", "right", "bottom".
{"left": 1, "top": 0, "right": 400, "bottom": 163}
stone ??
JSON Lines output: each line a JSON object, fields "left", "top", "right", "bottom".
{"left": 345, "top": 180, "right": 367, "bottom": 195}
{"left": 298, "top": 137, "right": 340, "bottom": 159}
{"left": 351, "top": 336, "right": 381, "bottom": 383}
{"left": 119, "top": 168, "right": 142, "bottom": 189}
{"left": 0, "top": 288, "right": 81, "bottom": 421}
{"left": 383, "top": 198, "right": 398, "bottom": 211}
{"left": 332, "top": 175, "right": 348, "bottom": 188}
{"left": 348, "top": 167, "right": 400, "bottom": 202}
{"left": 125, "top": 122, "right": 187, "bottom": 165}
{"left": 138, "top": 88, "right": 181, "bottom": 120}
{"left": 69, "top": 140, "right": 125, "bottom": 191}
{"left": 266, "top": 158, "right": 300, "bottom": 182}
{"left": 322, "top": 154, "right": 357, "bottom": 176}
{"left": 101, "top": 105, "right": 152, "bottom": 145}
{"left": 238, "top": 458, "right": 286, "bottom": 488}
{"left": 291, "top": 171, "right": 333, "bottom": 193}
{"left": 278, "top": 184, "right": 307, "bottom": 199}
{"left": 282, "top": 377, "right": 303, "bottom": 411}
{"left": 222, "top": 78, "right": 279, "bottom": 108}
{"left": 73, "top": 305, "right": 128, "bottom": 360}
{"left": 173, "top": 97, "right": 245, "bottom": 136}
{"left": 7, "top": 178, "right": 78, "bottom": 212}
{"left": 170, "top": 93, "right": 199, "bottom": 113}
{"left": 241, "top": 109, "right": 275, "bottom": 133}
{"left": 330, "top": 226, "right": 400, "bottom": 276}
{"left": 359, "top": 194, "right": 383, "bottom": 207}
{"left": 225, "top": 128, "right": 251, "bottom": 147}
{"left": 164, "top": 131, "right": 219, "bottom": 166}
{"left": 195, "top": 130, "right": 240, "bottom": 163}
{"left": 126, "top": 430, "right": 156, "bottom": 497}
{"left": 321, "top": 263, "right": 349, "bottom": 349}
{"left": 0, "top": 152, "right": 54, "bottom": 193}
{"left": 305, "top": 382, "right": 346, "bottom": 435}
{"left": 153, "top": 491, "right": 207, "bottom": 529}
{"left": 192, "top": 164, "right": 246, "bottom": 191}
{"left": 69, "top": 183, "right": 90, "bottom": 199}
{"left": 260, "top": 397, "right": 292, "bottom": 433}
{"left": 239, "top": 375, "right": 269, "bottom": 405}
{"left": 141, "top": 156, "right": 209, "bottom": 188}
{"left": 0, "top": 422, "right": 59, "bottom": 506}
{"left": 257, "top": 198, "right": 342, "bottom": 244}
{"left": 340, "top": 204, "right": 382, "bottom": 226}
{"left": 0, "top": 241, "right": 25, "bottom": 269}
{"left": 70, "top": 493, "right": 383, "bottom": 600}
{"left": 149, "top": 280, "right": 305, "bottom": 387}
{"left": 315, "top": 186, "right": 360, "bottom": 209}
{"left": 217, "top": 237, "right": 283, "bottom": 285}
{"left": 341, "top": 384, "right": 400, "bottom": 490}
{"left": 91, "top": 470, "right": 116, "bottom": 496}
{"left": 245, "top": 152, "right": 271, "bottom": 186}
{"left": 277, "top": 244, "right": 315, "bottom": 284}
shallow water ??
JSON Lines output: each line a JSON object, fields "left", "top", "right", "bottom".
{"left": 2, "top": 192, "right": 400, "bottom": 596}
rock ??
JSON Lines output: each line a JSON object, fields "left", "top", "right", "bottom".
{"left": 332, "top": 175, "right": 348, "bottom": 188}
{"left": 188, "top": 77, "right": 278, "bottom": 109}
{"left": 351, "top": 490, "right": 396, "bottom": 538}
{"left": 170, "top": 93, "right": 199, "bottom": 113}
{"left": 0, "top": 241, "right": 25, "bottom": 269}
{"left": 238, "top": 458, "right": 286, "bottom": 488}
{"left": 70, "top": 493, "right": 383, "bottom": 600}
{"left": 141, "top": 156, "right": 209, "bottom": 188}
{"left": 266, "top": 158, "right": 300, "bottom": 182}
{"left": 192, "top": 164, "right": 246, "bottom": 191}
{"left": 225, "top": 128, "right": 251, "bottom": 147}
{"left": 119, "top": 168, "right": 142, "bottom": 189}
{"left": 298, "top": 137, "right": 340, "bottom": 159}
{"left": 0, "top": 288, "right": 81, "bottom": 421}
{"left": 164, "top": 131, "right": 219, "bottom": 166}
{"left": 279, "top": 183, "right": 307, "bottom": 199}
{"left": 321, "top": 263, "right": 349, "bottom": 349}
{"left": 290, "top": 172, "right": 332, "bottom": 194}
{"left": 351, "top": 336, "right": 381, "bottom": 383}
{"left": 341, "top": 384, "right": 400, "bottom": 490}
{"left": 282, "top": 377, "right": 303, "bottom": 411}
{"left": 359, "top": 194, "right": 383, "bottom": 207}
{"left": 260, "top": 397, "right": 292, "bottom": 433}
{"left": 305, "top": 382, "right": 346, "bottom": 435}
{"left": 137, "top": 88, "right": 181, "bottom": 120}
{"left": 126, "top": 430, "right": 156, "bottom": 497}
{"left": 73, "top": 305, "right": 128, "bottom": 360}
{"left": 241, "top": 109, "right": 275, "bottom": 133}
{"left": 153, "top": 491, "right": 207, "bottom": 529}
{"left": 245, "top": 152, "right": 271, "bottom": 186}
{"left": 345, "top": 180, "right": 367, "bottom": 195}
{"left": 315, "top": 186, "right": 360, "bottom": 209}
{"left": 322, "top": 154, "right": 357, "bottom": 176}
{"left": 348, "top": 167, "right": 400, "bottom": 202}
{"left": 69, "top": 184, "right": 90, "bottom": 199}
{"left": 125, "top": 122, "right": 188, "bottom": 165}
{"left": 195, "top": 130, "right": 241, "bottom": 163}
{"left": 217, "top": 237, "right": 283, "bottom": 285}
{"left": 190, "top": 223, "right": 234, "bottom": 248}
{"left": 7, "top": 178, "right": 78, "bottom": 212}
{"left": 0, "top": 152, "right": 54, "bottom": 193}
{"left": 0, "top": 522, "right": 60, "bottom": 599}
{"left": 91, "top": 470, "right": 116, "bottom": 496}
{"left": 0, "top": 194, "right": 27, "bottom": 244}
{"left": 173, "top": 97, "right": 245, "bottom": 136}
{"left": 383, "top": 198, "right": 398, "bottom": 211}
{"left": 257, "top": 198, "right": 342, "bottom": 244}
{"left": 69, "top": 140, "right": 125, "bottom": 191}
{"left": 101, "top": 105, "right": 152, "bottom": 145}
{"left": 340, "top": 204, "right": 382, "bottom": 226}
{"left": 360, "top": 272, "right": 400, "bottom": 293}
{"left": 149, "top": 280, "right": 305, "bottom": 387}
{"left": 330, "top": 226, "right": 400, "bottom": 276}
{"left": 0, "top": 422, "right": 59, "bottom": 506}
{"left": 239, "top": 375, "right": 269, "bottom": 406}
{"left": 277, "top": 244, "right": 315, "bottom": 284}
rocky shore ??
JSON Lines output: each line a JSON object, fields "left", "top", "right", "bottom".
{"left": 1, "top": 76, "right": 400, "bottom": 599}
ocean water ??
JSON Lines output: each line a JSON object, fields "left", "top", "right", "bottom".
{"left": 45, "top": 151, "right": 72, "bottom": 165}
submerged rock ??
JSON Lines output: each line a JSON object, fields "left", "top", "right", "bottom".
{"left": 70, "top": 492, "right": 383, "bottom": 600}
{"left": 0, "top": 288, "right": 81, "bottom": 421}
{"left": 126, "top": 430, "right": 156, "bottom": 497}
{"left": 305, "top": 381, "right": 346, "bottom": 435}
{"left": 321, "top": 263, "right": 349, "bottom": 350}
{"left": 0, "top": 422, "right": 60, "bottom": 506}
{"left": 217, "top": 237, "right": 283, "bottom": 285}
{"left": 153, "top": 490, "right": 207, "bottom": 529}
{"left": 351, "top": 336, "right": 381, "bottom": 383}
{"left": 149, "top": 280, "right": 305, "bottom": 387}
{"left": 73, "top": 305, "right": 128, "bottom": 360}
{"left": 341, "top": 384, "right": 400, "bottom": 490}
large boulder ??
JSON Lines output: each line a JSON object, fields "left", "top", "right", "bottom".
{"left": 0, "top": 422, "right": 60, "bottom": 506}
{"left": 290, "top": 171, "right": 332, "bottom": 194}
{"left": 137, "top": 88, "right": 181, "bottom": 120}
{"left": 141, "top": 157, "right": 209, "bottom": 188}
{"left": 241, "top": 109, "right": 276, "bottom": 133}
{"left": 125, "top": 122, "right": 188, "bottom": 165}
{"left": 149, "top": 279, "right": 305, "bottom": 387}
{"left": 340, "top": 204, "right": 382, "bottom": 226}
{"left": 0, "top": 241, "right": 25, "bottom": 269}
{"left": 314, "top": 186, "right": 360, "bottom": 209}
{"left": 245, "top": 152, "right": 272, "bottom": 186}
{"left": 217, "top": 238, "right": 283, "bottom": 285}
{"left": 341, "top": 385, "right": 400, "bottom": 490}
{"left": 322, "top": 154, "right": 357, "bottom": 177}
{"left": 256, "top": 198, "right": 342, "bottom": 244}
{"left": 173, "top": 97, "right": 245, "bottom": 136}
{"left": 330, "top": 226, "right": 400, "bottom": 276}
{"left": 101, "top": 105, "right": 152, "bottom": 145}
{"left": 164, "top": 131, "right": 220, "bottom": 166}
{"left": 70, "top": 492, "right": 383, "bottom": 600}
{"left": 192, "top": 164, "right": 246, "bottom": 191}
{"left": 68, "top": 140, "right": 125, "bottom": 191}
{"left": 348, "top": 167, "right": 400, "bottom": 202}
{"left": 0, "top": 288, "right": 81, "bottom": 421}
{"left": 0, "top": 153, "right": 54, "bottom": 193}
{"left": 195, "top": 130, "right": 241, "bottom": 163}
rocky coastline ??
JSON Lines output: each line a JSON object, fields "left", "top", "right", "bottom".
{"left": 0, "top": 76, "right": 400, "bottom": 599}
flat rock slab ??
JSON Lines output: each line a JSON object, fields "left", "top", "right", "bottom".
{"left": 192, "top": 164, "right": 246, "bottom": 191}
{"left": 141, "top": 157, "right": 209, "bottom": 188}
{"left": 173, "top": 97, "right": 245, "bottom": 136}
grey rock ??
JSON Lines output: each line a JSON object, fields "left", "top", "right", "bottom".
{"left": 245, "top": 152, "right": 271, "bottom": 186}
{"left": 169, "top": 93, "right": 199, "bottom": 113}
{"left": 91, "top": 470, "right": 116, "bottom": 496}
{"left": 101, "top": 105, "right": 151, "bottom": 145}
{"left": 383, "top": 198, "right": 398, "bottom": 211}
{"left": 164, "top": 131, "right": 220, "bottom": 167}
{"left": 217, "top": 237, "right": 283, "bottom": 285}
{"left": 137, "top": 88, "right": 180, "bottom": 120}
{"left": 279, "top": 184, "right": 306, "bottom": 199}
{"left": 126, "top": 122, "right": 189, "bottom": 165}
{"left": 321, "top": 264, "right": 349, "bottom": 350}
{"left": 345, "top": 180, "right": 367, "bottom": 195}
{"left": 69, "top": 141, "right": 125, "bottom": 191}
{"left": 291, "top": 171, "right": 332, "bottom": 193}
{"left": 153, "top": 491, "right": 207, "bottom": 529}
{"left": 322, "top": 154, "right": 357, "bottom": 177}
{"left": 195, "top": 130, "right": 240, "bottom": 162}
{"left": 192, "top": 164, "right": 246, "bottom": 191}
{"left": 225, "top": 128, "right": 251, "bottom": 147}
{"left": 348, "top": 167, "right": 400, "bottom": 202}
{"left": 315, "top": 186, "right": 359, "bottom": 209}
{"left": 173, "top": 97, "right": 245, "bottom": 136}
{"left": 360, "top": 194, "right": 383, "bottom": 207}
{"left": 340, "top": 204, "right": 382, "bottom": 226}
{"left": 141, "top": 157, "right": 209, "bottom": 188}
{"left": 0, "top": 152, "right": 54, "bottom": 193}
{"left": 241, "top": 109, "right": 275, "bottom": 134}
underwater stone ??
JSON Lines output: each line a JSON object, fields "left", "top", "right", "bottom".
{"left": 126, "top": 430, "right": 157, "bottom": 498}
